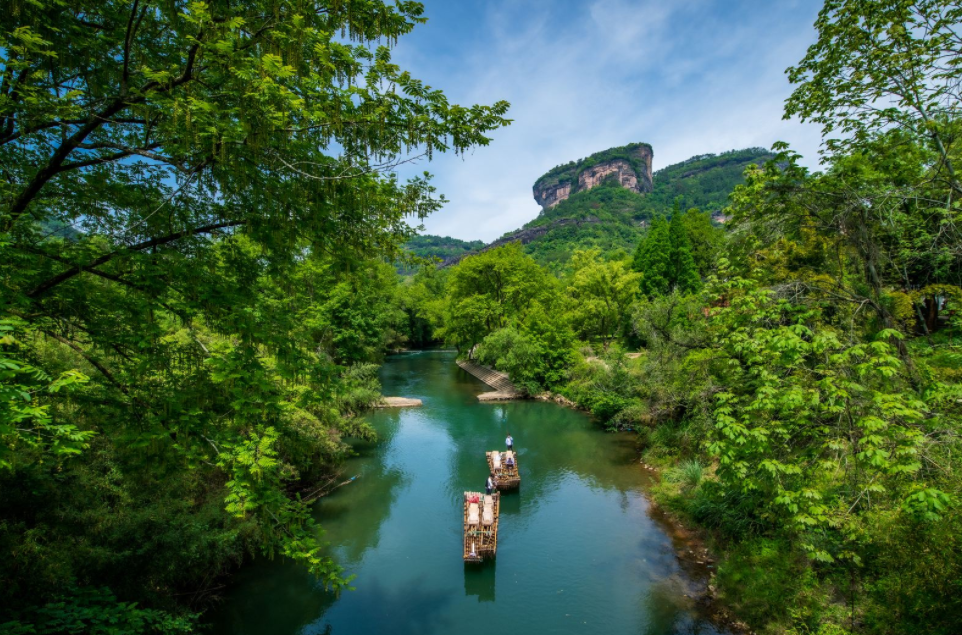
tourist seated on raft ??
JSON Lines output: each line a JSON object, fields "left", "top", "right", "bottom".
{"left": 505, "top": 454, "right": 515, "bottom": 468}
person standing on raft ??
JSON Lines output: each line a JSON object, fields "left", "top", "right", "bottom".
{"left": 505, "top": 433, "right": 514, "bottom": 452}
{"left": 486, "top": 473, "right": 497, "bottom": 495}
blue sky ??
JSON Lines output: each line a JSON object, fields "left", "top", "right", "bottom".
{"left": 391, "top": 0, "right": 826, "bottom": 242}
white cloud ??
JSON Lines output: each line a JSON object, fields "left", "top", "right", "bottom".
{"left": 395, "top": 0, "right": 825, "bottom": 242}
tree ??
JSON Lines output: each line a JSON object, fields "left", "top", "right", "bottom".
{"left": 680, "top": 208, "right": 724, "bottom": 277}
{"left": 785, "top": 0, "right": 962, "bottom": 191}
{"left": 781, "top": 0, "right": 962, "bottom": 337}
{"left": 633, "top": 217, "right": 672, "bottom": 296}
{"left": 705, "top": 276, "right": 926, "bottom": 564}
{"left": 669, "top": 212, "right": 701, "bottom": 294}
{"left": 441, "top": 243, "right": 551, "bottom": 351}
{"left": 0, "top": 0, "right": 510, "bottom": 625}
{"left": 566, "top": 249, "right": 641, "bottom": 346}
{"left": 476, "top": 302, "right": 575, "bottom": 395}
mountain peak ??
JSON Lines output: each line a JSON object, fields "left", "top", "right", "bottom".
{"left": 532, "top": 142, "right": 654, "bottom": 209}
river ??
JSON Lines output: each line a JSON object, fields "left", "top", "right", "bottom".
{"left": 209, "top": 351, "right": 728, "bottom": 635}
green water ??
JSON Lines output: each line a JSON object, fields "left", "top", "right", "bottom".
{"left": 209, "top": 351, "right": 726, "bottom": 635}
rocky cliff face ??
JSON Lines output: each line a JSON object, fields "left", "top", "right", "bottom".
{"left": 535, "top": 182, "right": 572, "bottom": 209}
{"left": 533, "top": 143, "right": 653, "bottom": 209}
{"left": 578, "top": 159, "right": 638, "bottom": 191}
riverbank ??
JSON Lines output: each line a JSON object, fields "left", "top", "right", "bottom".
{"left": 207, "top": 351, "right": 731, "bottom": 635}
{"left": 536, "top": 387, "right": 753, "bottom": 634}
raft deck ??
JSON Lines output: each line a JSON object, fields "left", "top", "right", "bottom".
{"left": 463, "top": 491, "right": 499, "bottom": 562}
{"left": 486, "top": 450, "right": 520, "bottom": 490}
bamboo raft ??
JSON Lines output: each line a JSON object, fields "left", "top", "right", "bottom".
{"left": 463, "top": 491, "right": 499, "bottom": 562}
{"left": 486, "top": 450, "right": 520, "bottom": 490}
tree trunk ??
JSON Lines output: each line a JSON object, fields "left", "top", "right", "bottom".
{"left": 924, "top": 296, "right": 940, "bottom": 333}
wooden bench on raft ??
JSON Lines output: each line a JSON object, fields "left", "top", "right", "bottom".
{"left": 486, "top": 450, "right": 520, "bottom": 490}
{"left": 463, "top": 491, "right": 499, "bottom": 562}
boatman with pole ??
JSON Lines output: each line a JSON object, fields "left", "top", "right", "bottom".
{"left": 505, "top": 432, "right": 514, "bottom": 452}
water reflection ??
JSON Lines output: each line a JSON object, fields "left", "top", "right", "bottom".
{"left": 208, "top": 560, "right": 337, "bottom": 635}
{"left": 642, "top": 575, "right": 724, "bottom": 635}
{"left": 498, "top": 489, "right": 522, "bottom": 517}
{"left": 463, "top": 560, "right": 496, "bottom": 603}
{"left": 303, "top": 578, "right": 456, "bottom": 635}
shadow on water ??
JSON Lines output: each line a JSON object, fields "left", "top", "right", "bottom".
{"left": 316, "top": 409, "right": 411, "bottom": 564}
{"left": 206, "top": 560, "right": 338, "bottom": 635}
{"left": 463, "top": 559, "right": 496, "bottom": 603}
{"left": 302, "top": 578, "right": 456, "bottom": 635}
{"left": 497, "top": 489, "right": 522, "bottom": 517}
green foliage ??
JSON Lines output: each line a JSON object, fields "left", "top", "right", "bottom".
{"left": 476, "top": 327, "right": 542, "bottom": 395}
{"left": 398, "top": 235, "right": 485, "bottom": 273}
{"left": 706, "top": 277, "right": 926, "bottom": 563}
{"left": 668, "top": 211, "right": 701, "bottom": 294}
{"left": 633, "top": 217, "right": 672, "bottom": 296}
{"left": 475, "top": 303, "right": 576, "bottom": 395}
{"left": 714, "top": 538, "right": 833, "bottom": 631}
{"left": 565, "top": 249, "right": 640, "bottom": 345}
{"left": 0, "top": 319, "right": 93, "bottom": 470}
{"left": 642, "top": 149, "right": 772, "bottom": 213}
{"left": 1, "top": 585, "right": 196, "bottom": 635}
{"left": 523, "top": 186, "right": 650, "bottom": 269}
{"left": 679, "top": 208, "right": 724, "bottom": 277}
{"left": 633, "top": 206, "right": 704, "bottom": 297}
{"left": 0, "top": 0, "right": 509, "bottom": 627}
{"left": 396, "top": 266, "right": 450, "bottom": 348}
{"left": 437, "top": 243, "right": 552, "bottom": 351}
{"left": 786, "top": 0, "right": 962, "bottom": 168}
{"left": 562, "top": 350, "right": 642, "bottom": 425}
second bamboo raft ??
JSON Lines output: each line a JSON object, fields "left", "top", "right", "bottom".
{"left": 486, "top": 450, "right": 520, "bottom": 490}
{"left": 463, "top": 491, "right": 499, "bottom": 562}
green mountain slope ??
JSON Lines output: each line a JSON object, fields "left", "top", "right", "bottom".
{"left": 399, "top": 234, "right": 485, "bottom": 272}
{"left": 404, "top": 234, "right": 485, "bottom": 260}
{"left": 518, "top": 147, "right": 772, "bottom": 268}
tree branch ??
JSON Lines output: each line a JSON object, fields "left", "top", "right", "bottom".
{"left": 28, "top": 220, "right": 243, "bottom": 298}
{"left": 2, "top": 38, "right": 202, "bottom": 232}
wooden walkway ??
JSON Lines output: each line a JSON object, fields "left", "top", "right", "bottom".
{"left": 456, "top": 360, "right": 521, "bottom": 399}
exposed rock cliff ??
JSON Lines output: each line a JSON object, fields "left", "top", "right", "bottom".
{"left": 535, "top": 182, "right": 572, "bottom": 208}
{"left": 533, "top": 142, "right": 653, "bottom": 209}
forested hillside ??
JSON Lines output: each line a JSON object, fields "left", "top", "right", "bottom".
{"left": 517, "top": 148, "right": 770, "bottom": 268}
{"left": 397, "top": 235, "right": 485, "bottom": 273}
